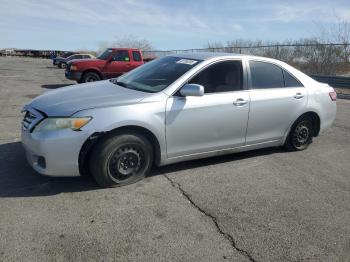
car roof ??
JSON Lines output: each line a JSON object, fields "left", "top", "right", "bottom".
{"left": 109, "top": 48, "right": 140, "bottom": 51}
{"left": 168, "top": 52, "right": 246, "bottom": 60}
{"left": 168, "top": 52, "right": 271, "bottom": 61}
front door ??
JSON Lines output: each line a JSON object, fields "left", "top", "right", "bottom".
{"left": 105, "top": 50, "right": 132, "bottom": 78}
{"left": 166, "top": 60, "right": 250, "bottom": 158}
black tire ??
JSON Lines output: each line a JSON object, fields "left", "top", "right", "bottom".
{"left": 285, "top": 116, "right": 313, "bottom": 151}
{"left": 89, "top": 132, "right": 153, "bottom": 187}
{"left": 82, "top": 72, "right": 101, "bottom": 83}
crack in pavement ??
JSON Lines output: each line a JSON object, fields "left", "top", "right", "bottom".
{"left": 163, "top": 174, "right": 257, "bottom": 262}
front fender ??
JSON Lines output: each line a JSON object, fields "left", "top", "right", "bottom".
{"left": 73, "top": 100, "right": 167, "bottom": 163}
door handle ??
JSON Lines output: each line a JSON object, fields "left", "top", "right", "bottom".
{"left": 294, "top": 93, "right": 304, "bottom": 99}
{"left": 233, "top": 98, "right": 248, "bottom": 106}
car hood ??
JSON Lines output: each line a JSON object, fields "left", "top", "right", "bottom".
{"left": 29, "top": 80, "right": 151, "bottom": 116}
{"left": 68, "top": 58, "right": 90, "bottom": 64}
{"left": 54, "top": 57, "right": 65, "bottom": 62}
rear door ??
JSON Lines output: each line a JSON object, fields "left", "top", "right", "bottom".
{"left": 246, "top": 60, "right": 307, "bottom": 144}
{"left": 105, "top": 50, "right": 132, "bottom": 78}
{"left": 131, "top": 51, "right": 144, "bottom": 69}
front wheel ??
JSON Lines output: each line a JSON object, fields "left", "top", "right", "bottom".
{"left": 89, "top": 133, "right": 153, "bottom": 187}
{"left": 82, "top": 72, "right": 101, "bottom": 83}
{"left": 285, "top": 116, "right": 313, "bottom": 151}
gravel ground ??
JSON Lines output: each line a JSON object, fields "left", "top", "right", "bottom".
{"left": 0, "top": 57, "right": 349, "bottom": 262}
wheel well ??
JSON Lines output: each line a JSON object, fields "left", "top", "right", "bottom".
{"left": 299, "top": 112, "right": 321, "bottom": 137}
{"left": 78, "top": 126, "right": 161, "bottom": 176}
{"left": 82, "top": 69, "right": 102, "bottom": 81}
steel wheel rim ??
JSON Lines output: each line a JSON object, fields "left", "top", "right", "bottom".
{"left": 86, "top": 76, "right": 96, "bottom": 82}
{"left": 293, "top": 122, "right": 311, "bottom": 148}
{"left": 107, "top": 145, "right": 144, "bottom": 182}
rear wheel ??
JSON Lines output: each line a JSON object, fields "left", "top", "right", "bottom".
{"left": 82, "top": 72, "right": 101, "bottom": 83}
{"left": 89, "top": 133, "right": 153, "bottom": 187}
{"left": 285, "top": 116, "right": 313, "bottom": 151}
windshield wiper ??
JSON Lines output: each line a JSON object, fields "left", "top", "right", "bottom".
{"left": 110, "top": 79, "right": 156, "bottom": 93}
{"left": 110, "top": 79, "right": 127, "bottom": 88}
{"left": 116, "top": 81, "right": 127, "bottom": 87}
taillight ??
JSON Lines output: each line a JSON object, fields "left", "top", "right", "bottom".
{"left": 329, "top": 91, "right": 337, "bottom": 101}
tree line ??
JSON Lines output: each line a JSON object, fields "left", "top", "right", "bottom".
{"left": 97, "top": 21, "right": 350, "bottom": 76}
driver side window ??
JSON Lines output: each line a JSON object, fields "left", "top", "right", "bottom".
{"left": 113, "top": 51, "right": 130, "bottom": 62}
{"left": 189, "top": 61, "right": 243, "bottom": 93}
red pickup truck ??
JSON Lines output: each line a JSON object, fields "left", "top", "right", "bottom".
{"left": 65, "top": 48, "right": 144, "bottom": 83}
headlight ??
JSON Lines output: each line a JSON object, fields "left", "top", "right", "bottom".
{"left": 33, "top": 117, "right": 92, "bottom": 132}
{"left": 70, "top": 65, "right": 77, "bottom": 71}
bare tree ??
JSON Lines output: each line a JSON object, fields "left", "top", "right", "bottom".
{"left": 205, "top": 33, "right": 349, "bottom": 75}
{"left": 97, "top": 36, "right": 154, "bottom": 55}
{"left": 206, "top": 41, "right": 224, "bottom": 52}
{"left": 112, "top": 35, "right": 154, "bottom": 51}
{"left": 97, "top": 41, "right": 110, "bottom": 53}
{"left": 333, "top": 20, "right": 350, "bottom": 73}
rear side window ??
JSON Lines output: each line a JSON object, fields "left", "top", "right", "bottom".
{"left": 113, "top": 51, "right": 130, "bottom": 62}
{"left": 132, "top": 51, "right": 142, "bottom": 62}
{"left": 283, "top": 70, "right": 303, "bottom": 87}
{"left": 249, "top": 61, "right": 284, "bottom": 89}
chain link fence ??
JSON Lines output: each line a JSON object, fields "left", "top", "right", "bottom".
{"left": 143, "top": 43, "right": 350, "bottom": 76}
{"left": 2, "top": 43, "right": 350, "bottom": 76}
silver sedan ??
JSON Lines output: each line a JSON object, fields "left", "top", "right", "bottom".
{"left": 21, "top": 53, "right": 337, "bottom": 187}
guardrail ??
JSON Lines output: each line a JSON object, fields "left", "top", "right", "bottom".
{"left": 310, "top": 75, "right": 350, "bottom": 89}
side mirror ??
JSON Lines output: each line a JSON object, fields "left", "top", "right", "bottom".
{"left": 180, "top": 84, "right": 204, "bottom": 97}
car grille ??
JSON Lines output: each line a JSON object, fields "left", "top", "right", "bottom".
{"left": 22, "top": 111, "right": 37, "bottom": 131}
{"left": 22, "top": 108, "right": 44, "bottom": 132}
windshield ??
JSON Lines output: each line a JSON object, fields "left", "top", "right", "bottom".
{"left": 97, "top": 49, "right": 113, "bottom": 60}
{"left": 111, "top": 56, "right": 202, "bottom": 93}
{"left": 66, "top": 55, "right": 76, "bottom": 60}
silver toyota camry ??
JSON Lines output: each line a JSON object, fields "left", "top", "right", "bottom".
{"left": 21, "top": 53, "right": 337, "bottom": 187}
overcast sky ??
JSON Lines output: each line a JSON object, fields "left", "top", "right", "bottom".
{"left": 1, "top": 0, "right": 349, "bottom": 51}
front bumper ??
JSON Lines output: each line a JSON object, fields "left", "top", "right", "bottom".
{"left": 21, "top": 108, "right": 90, "bottom": 177}
{"left": 65, "top": 70, "right": 82, "bottom": 81}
